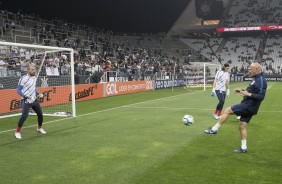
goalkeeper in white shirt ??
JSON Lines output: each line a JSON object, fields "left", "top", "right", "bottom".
{"left": 211, "top": 63, "right": 230, "bottom": 120}
{"left": 15, "top": 64, "right": 46, "bottom": 139}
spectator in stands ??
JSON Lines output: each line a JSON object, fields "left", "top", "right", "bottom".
{"left": 79, "top": 48, "right": 86, "bottom": 60}
{"left": 25, "top": 49, "right": 32, "bottom": 60}
{"left": 74, "top": 71, "right": 79, "bottom": 84}
{"left": 3, "top": 19, "right": 8, "bottom": 33}
{"left": 15, "top": 58, "right": 21, "bottom": 77}
{"left": 136, "top": 63, "right": 141, "bottom": 77}
{"left": 93, "top": 61, "right": 102, "bottom": 73}
{"left": 11, "top": 21, "right": 15, "bottom": 29}
{"left": 104, "top": 60, "right": 111, "bottom": 82}
{"left": 19, "top": 48, "right": 25, "bottom": 58}
{"left": 7, "top": 58, "right": 16, "bottom": 76}
{"left": 0, "top": 57, "right": 7, "bottom": 77}
{"left": 85, "top": 62, "right": 92, "bottom": 75}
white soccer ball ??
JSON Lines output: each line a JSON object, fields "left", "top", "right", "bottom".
{"left": 183, "top": 115, "right": 194, "bottom": 126}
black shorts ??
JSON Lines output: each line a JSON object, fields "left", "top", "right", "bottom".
{"left": 231, "top": 103, "right": 254, "bottom": 123}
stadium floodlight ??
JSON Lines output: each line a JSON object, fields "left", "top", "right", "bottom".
{"left": 0, "top": 41, "right": 76, "bottom": 118}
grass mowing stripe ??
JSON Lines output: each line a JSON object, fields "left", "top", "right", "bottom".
{"left": 0, "top": 116, "right": 73, "bottom": 134}
{"left": 125, "top": 106, "right": 282, "bottom": 113}
{"left": 1, "top": 82, "right": 275, "bottom": 135}
{"left": 126, "top": 106, "right": 214, "bottom": 111}
{"left": 0, "top": 82, "right": 281, "bottom": 184}
{"left": 78, "top": 89, "right": 200, "bottom": 118}
{"left": 0, "top": 89, "right": 202, "bottom": 134}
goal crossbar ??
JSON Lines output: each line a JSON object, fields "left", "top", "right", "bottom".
{"left": 0, "top": 41, "right": 73, "bottom": 51}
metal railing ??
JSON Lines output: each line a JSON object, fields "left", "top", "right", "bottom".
{"left": 6, "top": 23, "right": 24, "bottom": 30}
{"left": 0, "top": 27, "right": 3, "bottom": 38}
{"left": 15, "top": 35, "right": 36, "bottom": 44}
{"left": 37, "top": 33, "right": 54, "bottom": 43}
{"left": 42, "top": 39, "right": 61, "bottom": 46}
{"left": 85, "top": 73, "right": 94, "bottom": 84}
{"left": 11, "top": 29, "right": 31, "bottom": 39}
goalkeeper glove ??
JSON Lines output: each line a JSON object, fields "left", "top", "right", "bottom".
{"left": 226, "top": 89, "right": 230, "bottom": 97}
{"left": 38, "top": 94, "right": 44, "bottom": 98}
{"left": 211, "top": 89, "right": 215, "bottom": 97}
{"left": 25, "top": 96, "right": 36, "bottom": 104}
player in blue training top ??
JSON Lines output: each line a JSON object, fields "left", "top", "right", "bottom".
{"left": 204, "top": 62, "right": 267, "bottom": 153}
{"left": 211, "top": 63, "right": 230, "bottom": 120}
{"left": 15, "top": 64, "right": 46, "bottom": 139}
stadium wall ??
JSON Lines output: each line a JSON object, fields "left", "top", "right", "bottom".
{"left": 155, "top": 77, "right": 214, "bottom": 90}
{"left": 244, "top": 76, "right": 282, "bottom": 82}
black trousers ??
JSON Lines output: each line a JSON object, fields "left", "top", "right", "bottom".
{"left": 18, "top": 99, "right": 43, "bottom": 128}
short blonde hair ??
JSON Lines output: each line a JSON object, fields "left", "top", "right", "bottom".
{"left": 28, "top": 64, "right": 36, "bottom": 69}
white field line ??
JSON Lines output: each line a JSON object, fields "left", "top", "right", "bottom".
{"left": 125, "top": 105, "right": 282, "bottom": 113}
{"left": 267, "top": 83, "right": 273, "bottom": 90}
{"left": 0, "top": 91, "right": 201, "bottom": 134}
{"left": 125, "top": 83, "right": 276, "bottom": 112}
{"left": 125, "top": 106, "right": 214, "bottom": 111}
{"left": 0, "top": 83, "right": 276, "bottom": 135}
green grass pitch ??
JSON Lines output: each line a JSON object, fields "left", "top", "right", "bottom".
{"left": 0, "top": 82, "right": 281, "bottom": 184}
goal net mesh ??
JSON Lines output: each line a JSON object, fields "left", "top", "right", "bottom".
{"left": 0, "top": 42, "right": 75, "bottom": 118}
{"left": 182, "top": 62, "right": 222, "bottom": 90}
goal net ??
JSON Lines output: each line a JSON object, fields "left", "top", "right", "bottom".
{"left": 0, "top": 41, "right": 76, "bottom": 118}
{"left": 182, "top": 62, "right": 222, "bottom": 91}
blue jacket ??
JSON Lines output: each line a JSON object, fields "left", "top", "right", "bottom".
{"left": 242, "top": 73, "right": 267, "bottom": 114}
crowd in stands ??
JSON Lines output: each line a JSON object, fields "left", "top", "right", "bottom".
{"left": 180, "top": 38, "right": 222, "bottom": 61}
{"left": 0, "top": 43, "right": 211, "bottom": 80}
{"left": 0, "top": 7, "right": 210, "bottom": 80}
{"left": 224, "top": 0, "right": 282, "bottom": 27}
{"left": 1, "top": 3, "right": 282, "bottom": 81}
{"left": 261, "top": 34, "right": 282, "bottom": 75}
{"left": 181, "top": 37, "right": 260, "bottom": 74}
{"left": 181, "top": 34, "right": 282, "bottom": 75}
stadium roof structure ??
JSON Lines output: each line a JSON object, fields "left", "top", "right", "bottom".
{"left": 168, "top": 0, "right": 229, "bottom": 37}
{"left": 0, "top": 0, "right": 191, "bottom": 33}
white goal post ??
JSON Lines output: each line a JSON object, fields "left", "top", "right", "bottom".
{"left": 181, "top": 62, "right": 222, "bottom": 91}
{"left": 0, "top": 41, "right": 76, "bottom": 118}
{"left": 203, "top": 63, "right": 222, "bottom": 91}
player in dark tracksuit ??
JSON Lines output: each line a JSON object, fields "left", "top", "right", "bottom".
{"left": 231, "top": 72, "right": 267, "bottom": 123}
{"left": 204, "top": 63, "right": 267, "bottom": 153}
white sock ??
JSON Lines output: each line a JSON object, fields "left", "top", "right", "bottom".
{"left": 211, "top": 123, "right": 221, "bottom": 131}
{"left": 241, "top": 140, "right": 247, "bottom": 150}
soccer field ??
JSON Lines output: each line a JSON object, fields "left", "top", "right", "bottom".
{"left": 0, "top": 82, "right": 281, "bottom": 184}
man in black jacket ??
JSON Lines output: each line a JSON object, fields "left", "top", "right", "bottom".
{"left": 204, "top": 62, "right": 267, "bottom": 153}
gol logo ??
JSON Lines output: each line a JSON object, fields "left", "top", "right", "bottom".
{"left": 106, "top": 83, "right": 118, "bottom": 95}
